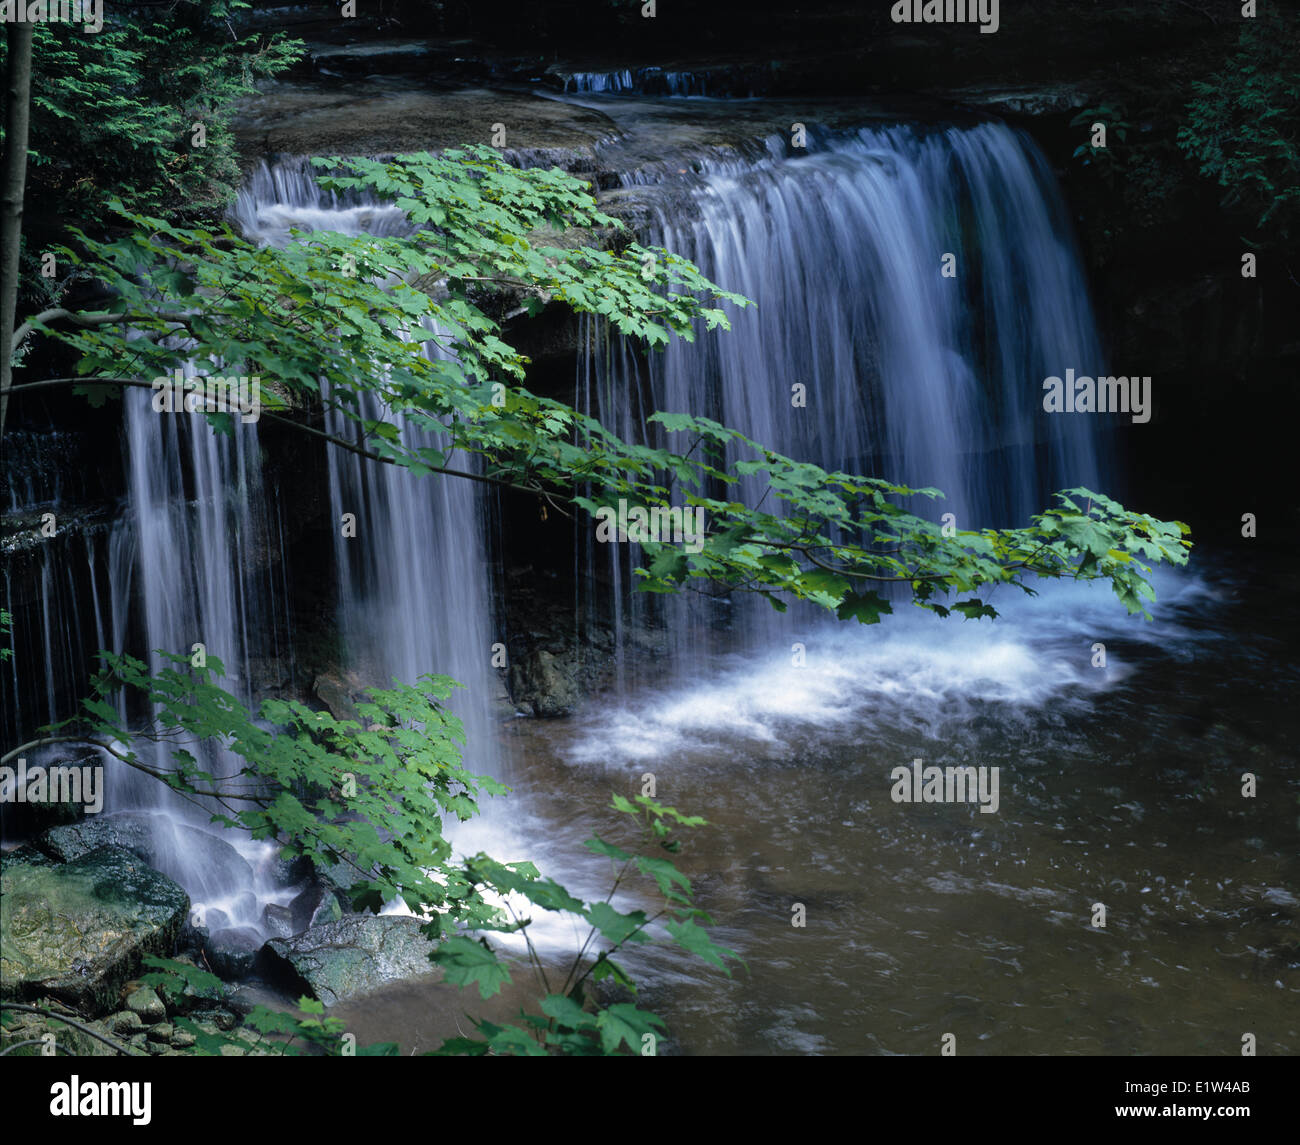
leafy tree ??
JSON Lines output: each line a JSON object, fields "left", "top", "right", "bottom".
{"left": 1176, "top": 12, "right": 1300, "bottom": 245}
{"left": 2, "top": 1, "right": 302, "bottom": 229}
{"left": 5, "top": 652, "right": 738, "bottom": 1056}
{"left": 14, "top": 148, "right": 1190, "bottom": 619}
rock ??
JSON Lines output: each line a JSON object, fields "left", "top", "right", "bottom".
{"left": 177, "top": 916, "right": 210, "bottom": 959}
{"left": 36, "top": 811, "right": 155, "bottom": 864}
{"left": 289, "top": 882, "right": 343, "bottom": 933}
{"left": 37, "top": 812, "right": 256, "bottom": 906}
{"left": 146, "top": 1040, "right": 168, "bottom": 1056}
{"left": 0, "top": 844, "right": 53, "bottom": 871}
{"left": 171, "top": 1028, "right": 196, "bottom": 1049}
{"left": 262, "top": 902, "right": 296, "bottom": 939}
{"left": 510, "top": 648, "right": 581, "bottom": 718}
{"left": 110, "top": 1010, "right": 144, "bottom": 1036}
{"left": 211, "top": 1009, "right": 238, "bottom": 1031}
{"left": 196, "top": 907, "right": 231, "bottom": 934}
{"left": 269, "top": 851, "right": 314, "bottom": 888}
{"left": 0, "top": 847, "right": 189, "bottom": 1015}
{"left": 204, "top": 927, "right": 264, "bottom": 980}
{"left": 146, "top": 1022, "right": 173, "bottom": 1043}
{"left": 0, "top": 1009, "right": 115, "bottom": 1057}
{"left": 124, "top": 986, "right": 166, "bottom": 1025}
{"left": 235, "top": 82, "right": 616, "bottom": 166}
{"left": 263, "top": 915, "right": 437, "bottom": 1006}
{"left": 313, "top": 670, "right": 363, "bottom": 722}
{"left": 225, "top": 981, "right": 287, "bottom": 1017}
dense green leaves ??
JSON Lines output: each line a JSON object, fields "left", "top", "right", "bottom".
{"left": 1177, "top": 12, "right": 1300, "bottom": 242}
{"left": 34, "top": 653, "right": 739, "bottom": 1056}
{"left": 36, "top": 148, "right": 1190, "bottom": 621}
{"left": 3, "top": 2, "right": 302, "bottom": 228}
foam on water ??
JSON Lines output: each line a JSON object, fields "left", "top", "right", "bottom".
{"left": 568, "top": 569, "right": 1215, "bottom": 769}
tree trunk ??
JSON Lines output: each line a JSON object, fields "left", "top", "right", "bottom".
{"left": 0, "top": 21, "right": 34, "bottom": 435}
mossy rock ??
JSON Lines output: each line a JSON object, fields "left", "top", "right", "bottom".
{"left": 263, "top": 916, "right": 436, "bottom": 1006}
{"left": 0, "top": 846, "right": 189, "bottom": 1015}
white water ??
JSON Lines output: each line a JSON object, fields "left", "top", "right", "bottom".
{"left": 3, "top": 118, "right": 1175, "bottom": 966}
{"left": 579, "top": 121, "right": 1120, "bottom": 691}
{"left": 568, "top": 568, "right": 1217, "bottom": 770}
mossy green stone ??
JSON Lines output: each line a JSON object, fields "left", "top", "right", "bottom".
{"left": 0, "top": 846, "right": 189, "bottom": 1015}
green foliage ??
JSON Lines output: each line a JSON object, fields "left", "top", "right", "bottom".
{"left": 429, "top": 793, "right": 741, "bottom": 1056}
{"left": 37, "top": 149, "right": 1189, "bottom": 621}
{"left": 39, "top": 653, "right": 737, "bottom": 1056}
{"left": 1, "top": 1, "right": 302, "bottom": 230}
{"left": 139, "top": 957, "right": 399, "bottom": 1056}
{"left": 1070, "top": 105, "right": 1132, "bottom": 185}
{"left": 1176, "top": 13, "right": 1300, "bottom": 243}
{"left": 54, "top": 650, "right": 509, "bottom": 919}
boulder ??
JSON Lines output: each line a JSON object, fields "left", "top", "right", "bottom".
{"left": 269, "top": 851, "right": 314, "bottom": 888}
{"left": 263, "top": 916, "right": 437, "bottom": 1006}
{"left": 110, "top": 1009, "right": 144, "bottom": 1036}
{"left": 288, "top": 882, "right": 343, "bottom": 934}
{"left": 123, "top": 986, "right": 166, "bottom": 1024}
{"left": 0, "top": 846, "right": 189, "bottom": 1015}
{"left": 36, "top": 812, "right": 256, "bottom": 906}
{"left": 313, "top": 670, "right": 364, "bottom": 722}
{"left": 262, "top": 903, "right": 296, "bottom": 939}
{"left": 510, "top": 648, "right": 581, "bottom": 717}
{"left": 36, "top": 811, "right": 155, "bottom": 863}
{"left": 204, "top": 926, "right": 264, "bottom": 980}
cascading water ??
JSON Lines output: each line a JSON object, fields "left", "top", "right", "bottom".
{"left": 578, "top": 121, "right": 1117, "bottom": 693}
{"left": 1, "top": 368, "right": 299, "bottom": 932}
{"left": 231, "top": 158, "right": 514, "bottom": 861}
{"left": 107, "top": 373, "right": 301, "bottom": 929}
{"left": 2, "top": 117, "right": 1158, "bottom": 970}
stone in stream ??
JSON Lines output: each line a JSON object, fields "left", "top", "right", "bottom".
{"left": 262, "top": 902, "right": 296, "bottom": 939}
{"left": 123, "top": 986, "right": 166, "bottom": 1024}
{"left": 0, "top": 846, "right": 189, "bottom": 1015}
{"left": 269, "top": 851, "right": 314, "bottom": 889}
{"left": 204, "top": 926, "right": 265, "bottom": 980}
{"left": 288, "top": 881, "right": 343, "bottom": 934}
{"left": 36, "top": 811, "right": 256, "bottom": 903}
{"left": 263, "top": 916, "right": 438, "bottom": 1006}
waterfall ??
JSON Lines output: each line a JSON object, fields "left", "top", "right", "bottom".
{"left": 232, "top": 157, "right": 507, "bottom": 790}
{"left": 561, "top": 69, "right": 723, "bottom": 97}
{"left": 578, "top": 121, "right": 1114, "bottom": 685}
{"left": 95, "top": 380, "right": 296, "bottom": 928}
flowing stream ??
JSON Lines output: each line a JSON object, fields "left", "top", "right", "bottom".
{"left": 4, "top": 97, "right": 1294, "bottom": 1053}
